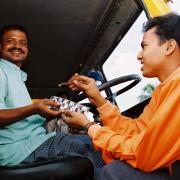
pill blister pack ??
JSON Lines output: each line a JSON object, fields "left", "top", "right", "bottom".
{"left": 50, "top": 96, "right": 90, "bottom": 114}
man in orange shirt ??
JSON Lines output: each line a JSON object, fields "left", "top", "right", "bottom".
{"left": 62, "top": 13, "right": 180, "bottom": 179}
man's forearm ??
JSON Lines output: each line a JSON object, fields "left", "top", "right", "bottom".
{"left": 0, "top": 104, "right": 36, "bottom": 127}
{"left": 90, "top": 92, "right": 107, "bottom": 108}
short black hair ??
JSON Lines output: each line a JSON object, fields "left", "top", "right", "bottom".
{"left": 0, "top": 24, "right": 30, "bottom": 43}
{"left": 143, "top": 13, "right": 180, "bottom": 47}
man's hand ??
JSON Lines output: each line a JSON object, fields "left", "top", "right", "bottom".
{"left": 33, "top": 99, "right": 62, "bottom": 118}
{"left": 61, "top": 109, "right": 90, "bottom": 129}
{"left": 0, "top": 99, "right": 63, "bottom": 127}
{"left": 68, "top": 74, "right": 106, "bottom": 107}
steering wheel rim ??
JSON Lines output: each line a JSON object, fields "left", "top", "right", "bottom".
{"left": 75, "top": 74, "right": 141, "bottom": 102}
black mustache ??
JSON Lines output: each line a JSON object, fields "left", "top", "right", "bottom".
{"left": 8, "top": 47, "right": 25, "bottom": 54}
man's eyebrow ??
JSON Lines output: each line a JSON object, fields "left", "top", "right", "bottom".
{"left": 4, "top": 37, "right": 14, "bottom": 40}
{"left": 20, "top": 39, "right": 28, "bottom": 42}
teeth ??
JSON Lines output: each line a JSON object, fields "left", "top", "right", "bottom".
{"left": 11, "top": 51, "right": 21, "bottom": 53}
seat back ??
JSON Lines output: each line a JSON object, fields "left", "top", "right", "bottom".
{"left": 172, "top": 160, "right": 180, "bottom": 180}
{"left": 0, "top": 156, "right": 94, "bottom": 180}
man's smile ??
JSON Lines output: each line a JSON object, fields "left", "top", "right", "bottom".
{"left": 8, "top": 48, "right": 24, "bottom": 55}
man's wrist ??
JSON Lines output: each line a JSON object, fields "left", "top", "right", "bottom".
{"left": 92, "top": 93, "right": 107, "bottom": 108}
{"left": 84, "top": 121, "right": 97, "bottom": 132}
{"left": 31, "top": 103, "right": 38, "bottom": 114}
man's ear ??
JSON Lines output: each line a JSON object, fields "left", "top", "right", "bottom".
{"left": 165, "top": 39, "right": 177, "bottom": 56}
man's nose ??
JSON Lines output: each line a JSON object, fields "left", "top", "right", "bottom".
{"left": 13, "top": 41, "right": 21, "bottom": 48}
{"left": 137, "top": 51, "right": 142, "bottom": 61}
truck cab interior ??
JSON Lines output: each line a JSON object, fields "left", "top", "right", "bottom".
{"left": 0, "top": 0, "right": 179, "bottom": 180}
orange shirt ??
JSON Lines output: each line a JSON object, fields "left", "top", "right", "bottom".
{"left": 91, "top": 67, "right": 180, "bottom": 172}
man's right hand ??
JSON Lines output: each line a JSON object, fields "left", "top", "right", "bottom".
{"left": 0, "top": 99, "right": 62, "bottom": 127}
{"left": 33, "top": 99, "right": 62, "bottom": 118}
{"left": 68, "top": 74, "right": 107, "bottom": 108}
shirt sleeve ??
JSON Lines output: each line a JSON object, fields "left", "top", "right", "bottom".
{"left": 93, "top": 79, "right": 180, "bottom": 171}
{"left": 97, "top": 96, "right": 156, "bottom": 135}
{"left": 0, "top": 67, "right": 8, "bottom": 109}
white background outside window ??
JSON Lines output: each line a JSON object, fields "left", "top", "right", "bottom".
{"left": 103, "top": 1, "right": 180, "bottom": 111}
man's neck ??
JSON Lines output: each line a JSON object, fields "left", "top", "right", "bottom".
{"left": 2, "top": 58, "right": 22, "bottom": 68}
{"left": 158, "top": 65, "right": 180, "bottom": 82}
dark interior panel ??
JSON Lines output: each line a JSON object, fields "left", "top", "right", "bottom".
{"left": 0, "top": 0, "right": 142, "bottom": 98}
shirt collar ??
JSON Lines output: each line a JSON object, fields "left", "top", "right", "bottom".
{"left": 0, "top": 58, "right": 27, "bottom": 82}
{"left": 160, "top": 66, "right": 180, "bottom": 86}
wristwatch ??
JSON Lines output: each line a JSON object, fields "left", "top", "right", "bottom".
{"left": 84, "top": 121, "right": 97, "bottom": 133}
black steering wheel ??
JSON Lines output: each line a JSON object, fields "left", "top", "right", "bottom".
{"left": 75, "top": 74, "right": 141, "bottom": 102}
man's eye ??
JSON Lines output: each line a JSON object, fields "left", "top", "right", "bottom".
{"left": 20, "top": 41, "right": 28, "bottom": 46}
{"left": 142, "top": 44, "right": 146, "bottom": 49}
{"left": 5, "top": 39, "right": 14, "bottom": 44}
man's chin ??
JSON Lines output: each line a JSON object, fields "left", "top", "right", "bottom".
{"left": 6, "top": 57, "right": 26, "bottom": 66}
{"left": 142, "top": 72, "right": 155, "bottom": 78}
{"left": 142, "top": 70, "right": 149, "bottom": 77}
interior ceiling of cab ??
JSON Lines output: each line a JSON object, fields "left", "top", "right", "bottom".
{"left": 0, "top": 0, "right": 142, "bottom": 98}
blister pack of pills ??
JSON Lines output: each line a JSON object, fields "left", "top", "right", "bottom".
{"left": 50, "top": 96, "right": 90, "bottom": 114}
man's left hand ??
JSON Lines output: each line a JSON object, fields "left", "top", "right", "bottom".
{"left": 61, "top": 109, "right": 90, "bottom": 129}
